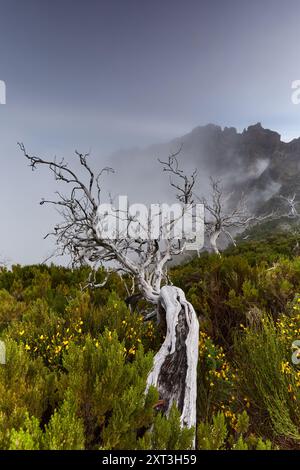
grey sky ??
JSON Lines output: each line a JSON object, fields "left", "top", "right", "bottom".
{"left": 1, "top": 0, "right": 300, "bottom": 264}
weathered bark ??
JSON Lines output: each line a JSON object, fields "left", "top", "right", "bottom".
{"left": 209, "top": 229, "right": 221, "bottom": 255}
{"left": 146, "top": 285, "right": 199, "bottom": 431}
{"left": 125, "top": 293, "right": 143, "bottom": 311}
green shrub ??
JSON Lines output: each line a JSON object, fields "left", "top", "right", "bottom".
{"left": 197, "top": 411, "right": 273, "bottom": 450}
{"left": 197, "top": 412, "right": 228, "bottom": 450}
{"left": 1, "top": 234, "right": 300, "bottom": 449}
{"left": 9, "top": 413, "right": 43, "bottom": 450}
{"left": 234, "top": 314, "right": 300, "bottom": 440}
{"left": 44, "top": 394, "right": 85, "bottom": 450}
{"left": 138, "top": 405, "right": 194, "bottom": 450}
{"left": 0, "top": 289, "right": 26, "bottom": 330}
{"left": 0, "top": 339, "right": 57, "bottom": 448}
{"left": 62, "top": 332, "right": 156, "bottom": 449}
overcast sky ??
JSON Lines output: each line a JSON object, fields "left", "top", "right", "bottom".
{"left": 1, "top": 0, "right": 300, "bottom": 264}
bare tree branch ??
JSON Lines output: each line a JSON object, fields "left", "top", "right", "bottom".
{"left": 200, "top": 178, "right": 274, "bottom": 255}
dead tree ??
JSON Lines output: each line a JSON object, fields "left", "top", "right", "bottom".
{"left": 201, "top": 178, "right": 271, "bottom": 255}
{"left": 158, "top": 146, "right": 197, "bottom": 205}
{"left": 19, "top": 143, "right": 200, "bottom": 437}
{"left": 279, "top": 194, "right": 299, "bottom": 218}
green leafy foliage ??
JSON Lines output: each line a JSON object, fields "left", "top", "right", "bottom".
{"left": 44, "top": 394, "right": 85, "bottom": 450}
{"left": 197, "top": 410, "right": 273, "bottom": 450}
{"left": 138, "top": 405, "right": 194, "bottom": 450}
{"left": 1, "top": 233, "right": 300, "bottom": 448}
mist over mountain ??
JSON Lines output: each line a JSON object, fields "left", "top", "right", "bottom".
{"left": 106, "top": 122, "right": 300, "bottom": 218}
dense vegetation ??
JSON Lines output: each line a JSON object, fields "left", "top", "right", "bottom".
{"left": 2, "top": 231, "right": 300, "bottom": 449}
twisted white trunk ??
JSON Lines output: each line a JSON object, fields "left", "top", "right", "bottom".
{"left": 209, "top": 229, "right": 221, "bottom": 255}
{"left": 146, "top": 285, "right": 199, "bottom": 431}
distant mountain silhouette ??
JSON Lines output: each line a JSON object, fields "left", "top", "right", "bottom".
{"left": 107, "top": 122, "right": 300, "bottom": 216}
